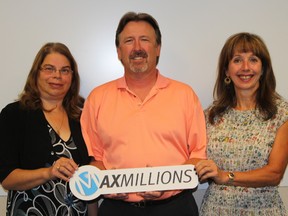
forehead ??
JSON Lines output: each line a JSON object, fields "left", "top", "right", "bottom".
{"left": 42, "top": 52, "right": 70, "bottom": 65}
{"left": 233, "top": 51, "right": 255, "bottom": 56}
{"left": 120, "top": 21, "right": 156, "bottom": 38}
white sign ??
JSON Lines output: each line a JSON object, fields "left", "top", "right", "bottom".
{"left": 69, "top": 164, "right": 198, "bottom": 201}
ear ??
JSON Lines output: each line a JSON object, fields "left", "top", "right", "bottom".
{"left": 156, "top": 44, "right": 161, "bottom": 57}
{"left": 117, "top": 47, "right": 122, "bottom": 61}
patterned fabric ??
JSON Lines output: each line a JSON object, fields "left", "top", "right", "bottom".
{"left": 200, "top": 99, "right": 288, "bottom": 216}
{"left": 6, "top": 125, "right": 87, "bottom": 216}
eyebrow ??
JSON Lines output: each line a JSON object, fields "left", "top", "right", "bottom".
{"left": 42, "top": 64, "right": 71, "bottom": 68}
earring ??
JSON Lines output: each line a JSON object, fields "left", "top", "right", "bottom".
{"left": 224, "top": 76, "right": 231, "bottom": 85}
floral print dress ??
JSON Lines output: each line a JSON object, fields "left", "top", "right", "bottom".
{"left": 6, "top": 125, "right": 88, "bottom": 216}
{"left": 200, "top": 99, "right": 288, "bottom": 216}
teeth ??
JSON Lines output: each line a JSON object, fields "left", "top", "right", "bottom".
{"left": 240, "top": 75, "right": 252, "bottom": 80}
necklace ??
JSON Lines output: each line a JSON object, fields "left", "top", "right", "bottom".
{"left": 44, "top": 107, "right": 65, "bottom": 135}
{"left": 55, "top": 110, "right": 65, "bottom": 134}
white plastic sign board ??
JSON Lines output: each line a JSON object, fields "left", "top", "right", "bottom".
{"left": 69, "top": 164, "right": 198, "bottom": 201}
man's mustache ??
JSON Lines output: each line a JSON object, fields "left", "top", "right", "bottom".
{"left": 129, "top": 50, "right": 148, "bottom": 59}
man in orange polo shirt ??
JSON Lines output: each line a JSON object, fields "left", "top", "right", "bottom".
{"left": 81, "top": 11, "right": 207, "bottom": 216}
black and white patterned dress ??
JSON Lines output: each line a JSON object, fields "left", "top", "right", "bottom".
{"left": 6, "top": 125, "right": 88, "bottom": 216}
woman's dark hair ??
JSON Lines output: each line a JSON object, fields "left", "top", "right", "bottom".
{"left": 115, "top": 11, "right": 162, "bottom": 64}
{"left": 19, "top": 42, "right": 84, "bottom": 120}
{"left": 209, "top": 32, "right": 280, "bottom": 124}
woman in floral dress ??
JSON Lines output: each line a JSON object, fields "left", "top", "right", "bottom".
{"left": 196, "top": 32, "right": 288, "bottom": 215}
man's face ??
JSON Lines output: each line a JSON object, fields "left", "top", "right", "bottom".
{"left": 117, "top": 21, "right": 161, "bottom": 74}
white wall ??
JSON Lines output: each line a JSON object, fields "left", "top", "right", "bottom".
{"left": 0, "top": 0, "right": 287, "bottom": 197}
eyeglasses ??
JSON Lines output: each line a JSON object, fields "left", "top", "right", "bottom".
{"left": 40, "top": 65, "right": 73, "bottom": 76}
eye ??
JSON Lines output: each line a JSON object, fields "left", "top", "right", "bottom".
{"left": 42, "top": 66, "right": 55, "bottom": 73}
{"left": 124, "top": 38, "right": 133, "bottom": 44}
{"left": 141, "top": 37, "right": 149, "bottom": 42}
{"left": 249, "top": 56, "right": 259, "bottom": 64}
{"left": 232, "top": 57, "right": 242, "bottom": 64}
{"left": 60, "top": 68, "right": 72, "bottom": 75}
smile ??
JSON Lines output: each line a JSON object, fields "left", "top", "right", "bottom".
{"left": 239, "top": 75, "right": 253, "bottom": 81}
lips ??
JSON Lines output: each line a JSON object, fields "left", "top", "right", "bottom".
{"left": 49, "top": 83, "right": 63, "bottom": 88}
{"left": 238, "top": 75, "right": 253, "bottom": 81}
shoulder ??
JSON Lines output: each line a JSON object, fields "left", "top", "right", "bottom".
{"left": 275, "top": 98, "right": 288, "bottom": 122}
{"left": 164, "top": 76, "right": 199, "bottom": 98}
{"left": 1, "top": 101, "right": 20, "bottom": 111}
{"left": 0, "top": 101, "right": 23, "bottom": 117}
{"left": 1, "top": 101, "right": 45, "bottom": 126}
{"left": 276, "top": 97, "right": 288, "bottom": 110}
{"left": 86, "top": 79, "right": 119, "bottom": 101}
{"left": 0, "top": 102, "right": 28, "bottom": 136}
{"left": 92, "top": 78, "right": 120, "bottom": 91}
{"left": 165, "top": 76, "right": 192, "bottom": 88}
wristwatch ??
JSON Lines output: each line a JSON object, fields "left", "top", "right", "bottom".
{"left": 227, "top": 172, "right": 235, "bottom": 184}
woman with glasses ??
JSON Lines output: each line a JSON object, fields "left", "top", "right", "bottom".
{"left": 0, "top": 42, "right": 97, "bottom": 215}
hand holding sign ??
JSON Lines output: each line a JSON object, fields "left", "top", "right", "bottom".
{"left": 69, "top": 164, "right": 198, "bottom": 201}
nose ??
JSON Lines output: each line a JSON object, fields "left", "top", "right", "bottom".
{"left": 241, "top": 60, "right": 250, "bottom": 71}
{"left": 134, "top": 39, "right": 142, "bottom": 50}
{"left": 53, "top": 69, "right": 62, "bottom": 78}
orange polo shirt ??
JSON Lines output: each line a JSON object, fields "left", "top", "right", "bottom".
{"left": 81, "top": 71, "right": 207, "bottom": 201}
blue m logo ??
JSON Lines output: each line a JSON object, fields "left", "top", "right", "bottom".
{"left": 73, "top": 171, "right": 100, "bottom": 196}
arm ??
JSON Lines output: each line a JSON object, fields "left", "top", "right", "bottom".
{"left": 196, "top": 121, "right": 288, "bottom": 187}
{"left": 1, "top": 157, "right": 78, "bottom": 191}
{"left": 0, "top": 104, "right": 66, "bottom": 191}
{"left": 185, "top": 94, "right": 207, "bottom": 166}
{"left": 2, "top": 168, "right": 53, "bottom": 191}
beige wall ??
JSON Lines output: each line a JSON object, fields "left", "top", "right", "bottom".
{"left": 0, "top": 187, "right": 287, "bottom": 214}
